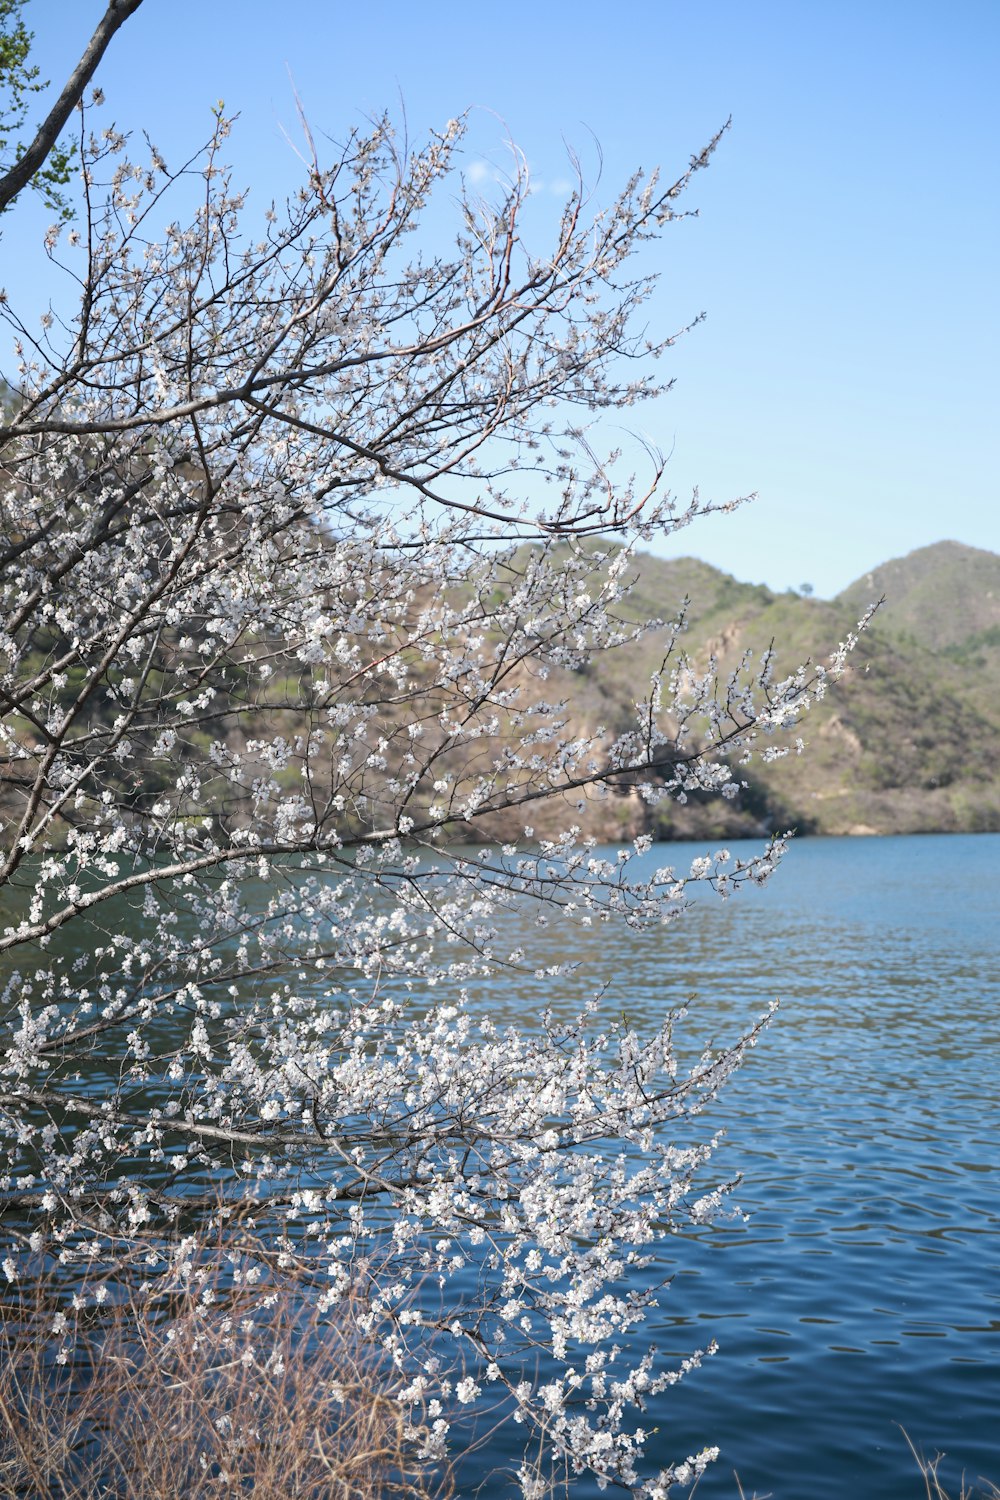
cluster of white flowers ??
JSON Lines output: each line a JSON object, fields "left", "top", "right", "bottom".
{"left": 0, "top": 98, "right": 872, "bottom": 1496}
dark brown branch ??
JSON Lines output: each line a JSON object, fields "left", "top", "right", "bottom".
{"left": 0, "top": 0, "right": 145, "bottom": 215}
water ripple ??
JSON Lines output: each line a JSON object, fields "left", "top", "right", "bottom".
{"left": 485, "top": 833, "right": 1000, "bottom": 1498}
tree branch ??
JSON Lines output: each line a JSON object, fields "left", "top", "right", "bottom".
{"left": 0, "top": 0, "right": 144, "bottom": 216}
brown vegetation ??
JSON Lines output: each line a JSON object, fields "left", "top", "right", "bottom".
{"left": 0, "top": 1253, "right": 450, "bottom": 1500}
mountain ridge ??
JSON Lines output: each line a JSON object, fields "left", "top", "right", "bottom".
{"left": 520, "top": 538, "right": 1000, "bottom": 841}
{"left": 835, "top": 540, "right": 1000, "bottom": 650}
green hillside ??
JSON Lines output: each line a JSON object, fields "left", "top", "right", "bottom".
{"left": 836, "top": 540, "right": 1000, "bottom": 651}
{"left": 554, "top": 539, "right": 1000, "bottom": 840}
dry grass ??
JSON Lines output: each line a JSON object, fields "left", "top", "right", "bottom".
{"left": 0, "top": 1251, "right": 450, "bottom": 1500}
{"left": 727, "top": 1438, "right": 1000, "bottom": 1500}
{"left": 902, "top": 1430, "right": 1000, "bottom": 1500}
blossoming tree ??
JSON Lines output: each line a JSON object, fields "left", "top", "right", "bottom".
{"left": 0, "top": 6, "right": 869, "bottom": 1493}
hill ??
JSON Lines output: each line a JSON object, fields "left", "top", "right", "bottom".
{"left": 6, "top": 531, "right": 995, "bottom": 850}
{"left": 497, "top": 539, "right": 1000, "bottom": 842}
{"left": 836, "top": 540, "right": 1000, "bottom": 651}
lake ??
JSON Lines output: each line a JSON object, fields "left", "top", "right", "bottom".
{"left": 3, "top": 832, "right": 997, "bottom": 1496}
{"left": 467, "top": 831, "right": 999, "bottom": 1498}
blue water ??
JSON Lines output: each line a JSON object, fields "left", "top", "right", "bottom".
{"left": 469, "top": 833, "right": 1000, "bottom": 1497}
{"left": 4, "top": 833, "right": 998, "bottom": 1495}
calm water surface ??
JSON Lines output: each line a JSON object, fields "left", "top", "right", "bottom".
{"left": 471, "top": 832, "right": 999, "bottom": 1498}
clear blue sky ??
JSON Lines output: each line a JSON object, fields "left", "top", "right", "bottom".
{"left": 8, "top": 0, "right": 999, "bottom": 597}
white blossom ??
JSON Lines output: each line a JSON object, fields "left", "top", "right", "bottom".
{"left": 0, "top": 85, "right": 873, "bottom": 1499}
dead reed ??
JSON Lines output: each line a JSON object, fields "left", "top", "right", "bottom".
{"left": 0, "top": 1242, "right": 450, "bottom": 1500}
